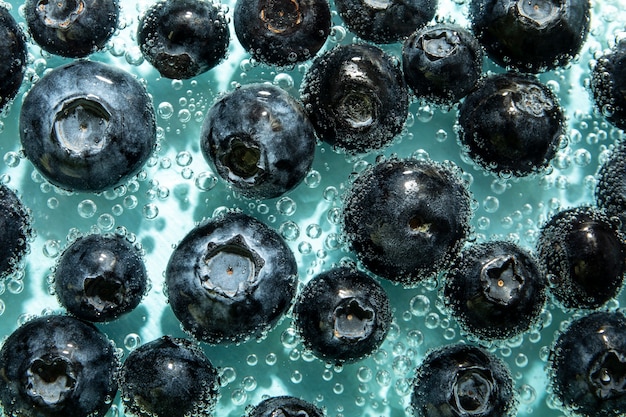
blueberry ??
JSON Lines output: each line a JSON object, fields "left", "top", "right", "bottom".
{"left": 334, "top": 0, "right": 436, "bottom": 44}
{"left": 410, "top": 344, "right": 517, "bottom": 417}
{"left": 165, "top": 210, "right": 298, "bottom": 344}
{"left": 246, "top": 396, "right": 325, "bottom": 417}
{"left": 550, "top": 311, "right": 626, "bottom": 417}
{"left": 24, "top": 0, "right": 119, "bottom": 58}
{"left": 301, "top": 44, "right": 409, "bottom": 154}
{"left": 402, "top": 23, "right": 483, "bottom": 105}
{"left": 342, "top": 158, "right": 473, "bottom": 286}
{"left": 0, "top": 6, "right": 27, "bottom": 112}
{"left": 120, "top": 336, "right": 219, "bottom": 417}
{"left": 457, "top": 72, "right": 565, "bottom": 176}
{"left": 20, "top": 60, "right": 157, "bottom": 192}
{"left": 591, "top": 39, "right": 626, "bottom": 130}
{"left": 469, "top": 0, "right": 590, "bottom": 72}
{"left": 444, "top": 241, "right": 547, "bottom": 341}
{"left": 293, "top": 266, "right": 391, "bottom": 363}
{"left": 597, "top": 144, "right": 626, "bottom": 230}
{"left": 233, "top": 0, "right": 331, "bottom": 66}
{"left": 200, "top": 83, "right": 316, "bottom": 199}
{"left": 54, "top": 233, "right": 148, "bottom": 322}
{"left": 137, "top": 0, "right": 229, "bottom": 79}
{"left": 0, "top": 185, "right": 32, "bottom": 279}
{"left": 536, "top": 206, "right": 626, "bottom": 310}
{"left": 0, "top": 315, "right": 118, "bottom": 417}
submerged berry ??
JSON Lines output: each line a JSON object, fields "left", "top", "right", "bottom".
{"left": 597, "top": 143, "right": 626, "bottom": 230}
{"left": 246, "top": 396, "right": 325, "bottom": 417}
{"left": 591, "top": 39, "right": 626, "bottom": 131}
{"left": 0, "top": 185, "right": 32, "bottom": 279}
{"left": 0, "top": 6, "right": 27, "bottom": 112}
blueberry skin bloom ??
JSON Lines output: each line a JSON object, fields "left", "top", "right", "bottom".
{"left": 550, "top": 311, "right": 626, "bottom": 417}
{"left": 342, "top": 158, "right": 473, "bottom": 286}
{"left": 444, "top": 241, "right": 547, "bottom": 341}
{"left": 301, "top": 44, "right": 409, "bottom": 154}
{"left": 536, "top": 206, "right": 626, "bottom": 310}
{"left": 410, "top": 344, "right": 517, "bottom": 417}
{"left": 166, "top": 211, "right": 298, "bottom": 344}
{"left": 138, "top": 0, "right": 230, "bottom": 80}
{"left": 0, "top": 7, "right": 27, "bottom": 112}
{"left": 233, "top": 0, "right": 331, "bottom": 66}
{"left": 402, "top": 23, "right": 483, "bottom": 105}
{"left": 24, "top": 0, "right": 119, "bottom": 58}
{"left": 335, "top": 0, "right": 436, "bottom": 44}
{"left": 246, "top": 396, "right": 325, "bottom": 417}
{"left": 591, "top": 40, "right": 626, "bottom": 131}
{"left": 201, "top": 83, "right": 316, "bottom": 200}
{"left": 0, "top": 315, "right": 118, "bottom": 417}
{"left": 0, "top": 185, "right": 32, "bottom": 279}
{"left": 54, "top": 234, "right": 148, "bottom": 322}
{"left": 294, "top": 267, "right": 392, "bottom": 363}
{"left": 20, "top": 60, "right": 157, "bottom": 192}
{"left": 120, "top": 336, "right": 220, "bottom": 417}
{"left": 458, "top": 72, "right": 565, "bottom": 176}
{"left": 469, "top": 0, "right": 590, "bottom": 72}
{"left": 597, "top": 143, "right": 626, "bottom": 230}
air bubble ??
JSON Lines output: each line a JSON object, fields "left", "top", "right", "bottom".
{"left": 176, "top": 151, "right": 193, "bottom": 166}
{"left": 425, "top": 312, "right": 440, "bottom": 329}
{"left": 281, "top": 327, "right": 298, "bottom": 348}
{"left": 410, "top": 294, "right": 430, "bottom": 316}
{"left": 291, "top": 370, "right": 303, "bottom": 384}
{"left": 273, "top": 73, "right": 294, "bottom": 90}
{"left": 483, "top": 196, "right": 500, "bottom": 213}
{"left": 231, "top": 389, "right": 247, "bottom": 405}
{"left": 298, "top": 242, "right": 312, "bottom": 254}
{"left": 77, "top": 199, "right": 97, "bottom": 218}
{"left": 515, "top": 353, "right": 528, "bottom": 368}
{"left": 276, "top": 197, "right": 296, "bottom": 216}
{"left": 376, "top": 370, "right": 392, "bottom": 387}
{"left": 265, "top": 353, "right": 277, "bottom": 365}
{"left": 124, "top": 333, "right": 141, "bottom": 351}
{"left": 158, "top": 102, "right": 174, "bottom": 119}
{"left": 279, "top": 221, "right": 300, "bottom": 240}
{"left": 196, "top": 172, "right": 218, "bottom": 190}
{"left": 47, "top": 197, "right": 59, "bottom": 209}
{"left": 4, "top": 151, "right": 20, "bottom": 167}
{"left": 333, "top": 383, "right": 344, "bottom": 395}
{"left": 43, "top": 240, "right": 61, "bottom": 258}
{"left": 357, "top": 366, "right": 372, "bottom": 383}
{"left": 242, "top": 375, "right": 257, "bottom": 391}
{"left": 306, "top": 224, "right": 322, "bottom": 238}
{"left": 305, "top": 170, "right": 321, "bottom": 188}
{"left": 143, "top": 203, "right": 159, "bottom": 219}
{"left": 124, "top": 195, "right": 138, "bottom": 209}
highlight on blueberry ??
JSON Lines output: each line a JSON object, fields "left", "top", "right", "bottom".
{"left": 457, "top": 72, "right": 565, "bottom": 176}
{"left": 549, "top": 311, "right": 626, "bottom": 417}
{"left": 24, "top": 0, "right": 120, "bottom": 58}
{"left": 469, "top": 0, "right": 590, "bottom": 72}
{"left": 233, "top": 0, "right": 331, "bottom": 66}
{"left": 246, "top": 396, "right": 325, "bottom": 417}
{"left": 137, "top": 0, "right": 230, "bottom": 79}
{"left": 536, "top": 206, "right": 626, "bottom": 310}
{"left": 19, "top": 60, "right": 157, "bottom": 192}
{"left": 300, "top": 44, "right": 409, "bottom": 154}
{"left": 410, "top": 344, "right": 517, "bottom": 417}
{"left": 200, "top": 83, "right": 316, "bottom": 199}
{"left": 120, "top": 336, "right": 220, "bottom": 417}
{"left": 591, "top": 39, "right": 626, "bottom": 130}
{"left": 334, "top": 0, "right": 436, "bottom": 44}
{"left": 54, "top": 233, "right": 148, "bottom": 322}
{"left": 444, "top": 240, "right": 547, "bottom": 341}
{"left": 0, "top": 315, "right": 118, "bottom": 417}
{"left": 165, "top": 210, "right": 298, "bottom": 344}
{"left": 597, "top": 143, "right": 626, "bottom": 230}
{"left": 293, "top": 266, "right": 392, "bottom": 363}
{"left": 342, "top": 158, "right": 473, "bottom": 286}
{"left": 0, "top": 185, "right": 32, "bottom": 280}
{"left": 0, "top": 6, "right": 27, "bottom": 112}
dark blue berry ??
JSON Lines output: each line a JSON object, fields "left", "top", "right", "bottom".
{"left": 0, "top": 6, "right": 27, "bottom": 112}
{"left": 200, "top": 83, "right": 316, "bottom": 199}
{"left": 444, "top": 241, "right": 547, "bottom": 340}
{"left": 233, "top": 0, "right": 331, "bottom": 66}
{"left": 342, "top": 158, "right": 472, "bottom": 286}
{"left": 550, "top": 311, "right": 626, "bottom": 417}
{"left": 469, "top": 0, "right": 590, "bottom": 72}
{"left": 457, "top": 72, "right": 565, "bottom": 176}
{"left": 138, "top": 0, "right": 229, "bottom": 79}
{"left": 591, "top": 40, "right": 626, "bottom": 130}
{"left": 19, "top": 60, "right": 157, "bottom": 192}
{"left": 597, "top": 144, "right": 626, "bottom": 230}
{"left": 0, "top": 315, "right": 118, "bottom": 417}
{"left": 402, "top": 23, "right": 483, "bottom": 105}
{"left": 24, "top": 0, "right": 119, "bottom": 58}
{"left": 120, "top": 336, "right": 220, "bottom": 417}
{"left": 537, "top": 206, "right": 626, "bottom": 310}
{"left": 0, "top": 185, "right": 32, "bottom": 279}
{"left": 301, "top": 44, "right": 409, "bottom": 154}
{"left": 410, "top": 344, "right": 517, "bottom": 417}
{"left": 293, "top": 267, "right": 391, "bottom": 363}
{"left": 166, "top": 211, "right": 298, "bottom": 344}
{"left": 54, "top": 234, "right": 148, "bottom": 322}
{"left": 246, "top": 396, "right": 325, "bottom": 417}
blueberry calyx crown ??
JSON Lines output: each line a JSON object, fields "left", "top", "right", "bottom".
{"left": 480, "top": 255, "right": 525, "bottom": 306}
{"left": 332, "top": 297, "right": 375, "bottom": 342}
{"left": 218, "top": 136, "right": 267, "bottom": 184}
{"left": 52, "top": 96, "right": 111, "bottom": 157}
{"left": 516, "top": 0, "right": 562, "bottom": 29}
{"left": 420, "top": 30, "right": 461, "bottom": 61}
{"left": 24, "top": 355, "right": 77, "bottom": 407}
{"left": 260, "top": 0, "right": 303, "bottom": 33}
{"left": 37, "top": 0, "right": 84, "bottom": 29}
{"left": 450, "top": 366, "right": 495, "bottom": 416}
{"left": 589, "top": 349, "right": 626, "bottom": 400}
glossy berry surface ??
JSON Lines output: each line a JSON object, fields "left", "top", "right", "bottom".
{"left": 0, "top": 315, "right": 118, "bottom": 417}
{"left": 233, "top": 0, "right": 331, "bottom": 66}
{"left": 246, "top": 396, "right": 325, "bottom": 417}
{"left": 166, "top": 211, "right": 298, "bottom": 344}
{"left": 597, "top": 143, "right": 626, "bottom": 230}
{"left": 343, "top": 158, "right": 472, "bottom": 286}
{"left": 0, "top": 7, "right": 27, "bottom": 112}
{"left": 293, "top": 267, "right": 391, "bottom": 363}
{"left": 410, "top": 344, "right": 517, "bottom": 417}
{"left": 54, "top": 234, "right": 148, "bottom": 322}
{"left": 402, "top": 23, "right": 483, "bottom": 105}
{"left": 458, "top": 72, "right": 565, "bottom": 176}
{"left": 138, "top": 0, "right": 229, "bottom": 79}
{"left": 537, "top": 206, "right": 626, "bottom": 310}
{"left": 200, "top": 83, "right": 316, "bottom": 199}
{"left": 469, "top": 0, "right": 590, "bottom": 72}
{"left": 444, "top": 241, "right": 547, "bottom": 340}
{"left": 550, "top": 311, "right": 626, "bottom": 417}
{"left": 24, "top": 0, "right": 119, "bottom": 58}
{"left": 120, "top": 336, "right": 219, "bottom": 417}
{"left": 0, "top": 185, "right": 32, "bottom": 279}
{"left": 301, "top": 44, "right": 408, "bottom": 154}
{"left": 334, "top": 0, "right": 436, "bottom": 44}
{"left": 591, "top": 39, "right": 626, "bottom": 130}
{"left": 20, "top": 60, "right": 157, "bottom": 192}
